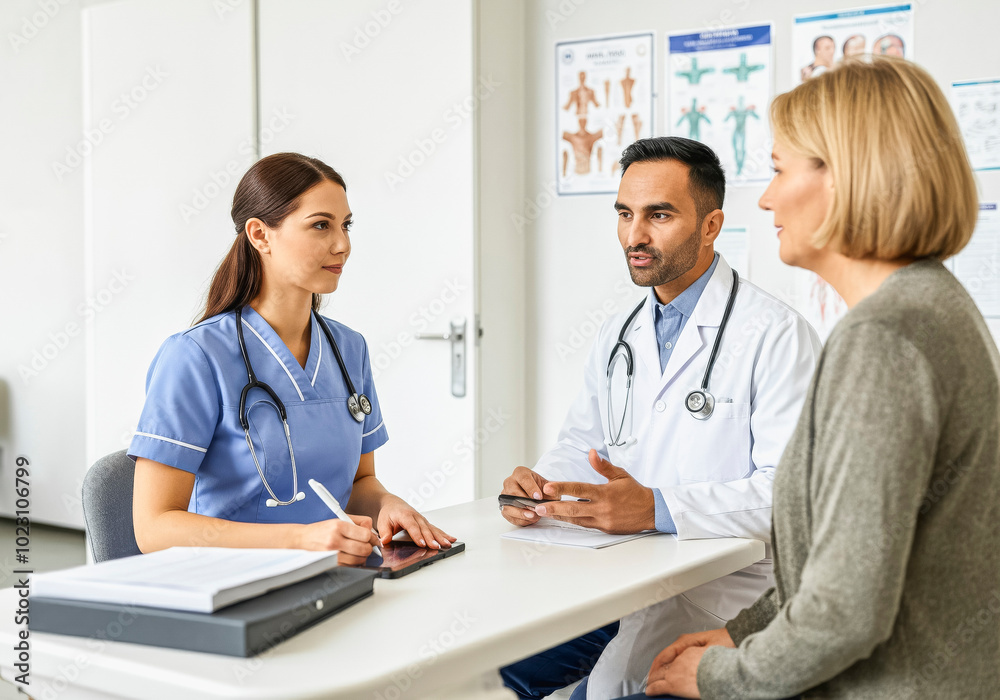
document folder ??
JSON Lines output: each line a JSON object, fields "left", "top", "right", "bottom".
{"left": 29, "top": 567, "right": 377, "bottom": 657}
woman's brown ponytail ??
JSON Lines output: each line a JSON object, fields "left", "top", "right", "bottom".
{"left": 196, "top": 152, "right": 346, "bottom": 324}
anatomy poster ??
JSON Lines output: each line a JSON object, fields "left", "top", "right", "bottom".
{"left": 950, "top": 204, "right": 1000, "bottom": 327}
{"left": 556, "top": 33, "right": 655, "bottom": 196}
{"left": 715, "top": 227, "right": 750, "bottom": 277}
{"left": 666, "top": 25, "right": 773, "bottom": 186}
{"left": 795, "top": 270, "right": 847, "bottom": 343}
{"left": 952, "top": 79, "right": 1000, "bottom": 172}
{"left": 793, "top": 4, "right": 914, "bottom": 85}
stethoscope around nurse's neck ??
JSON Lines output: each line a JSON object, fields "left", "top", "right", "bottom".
{"left": 605, "top": 268, "right": 740, "bottom": 447}
{"left": 235, "top": 307, "right": 372, "bottom": 507}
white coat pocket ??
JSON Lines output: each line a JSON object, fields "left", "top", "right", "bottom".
{"left": 675, "top": 401, "right": 752, "bottom": 483}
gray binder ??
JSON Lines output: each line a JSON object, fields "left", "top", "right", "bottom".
{"left": 29, "top": 566, "right": 377, "bottom": 657}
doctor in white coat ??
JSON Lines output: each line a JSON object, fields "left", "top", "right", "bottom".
{"left": 499, "top": 137, "right": 821, "bottom": 700}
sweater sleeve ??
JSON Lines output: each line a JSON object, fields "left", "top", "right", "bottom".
{"left": 725, "top": 587, "right": 779, "bottom": 645}
{"left": 697, "top": 322, "right": 941, "bottom": 699}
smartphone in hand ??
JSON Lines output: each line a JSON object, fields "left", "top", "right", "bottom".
{"left": 498, "top": 494, "right": 558, "bottom": 509}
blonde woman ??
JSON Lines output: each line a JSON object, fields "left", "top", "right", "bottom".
{"left": 623, "top": 56, "right": 1000, "bottom": 699}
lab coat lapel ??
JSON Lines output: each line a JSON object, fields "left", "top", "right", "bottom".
{"left": 657, "top": 256, "right": 734, "bottom": 393}
{"left": 629, "top": 291, "right": 661, "bottom": 382}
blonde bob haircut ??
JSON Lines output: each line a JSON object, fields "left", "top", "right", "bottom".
{"left": 770, "top": 55, "right": 978, "bottom": 260}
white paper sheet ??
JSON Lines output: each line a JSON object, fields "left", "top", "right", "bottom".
{"left": 501, "top": 519, "right": 661, "bottom": 549}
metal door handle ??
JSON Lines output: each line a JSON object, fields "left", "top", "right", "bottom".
{"left": 415, "top": 319, "right": 466, "bottom": 397}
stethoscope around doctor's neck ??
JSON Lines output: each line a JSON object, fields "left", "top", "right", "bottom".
{"left": 605, "top": 268, "right": 740, "bottom": 448}
{"left": 235, "top": 307, "right": 371, "bottom": 507}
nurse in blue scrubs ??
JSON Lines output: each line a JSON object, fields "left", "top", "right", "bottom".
{"left": 129, "top": 152, "right": 456, "bottom": 564}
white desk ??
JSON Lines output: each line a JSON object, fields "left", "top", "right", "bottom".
{"left": 0, "top": 499, "right": 764, "bottom": 699}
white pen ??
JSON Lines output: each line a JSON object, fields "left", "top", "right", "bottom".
{"left": 308, "top": 479, "right": 382, "bottom": 558}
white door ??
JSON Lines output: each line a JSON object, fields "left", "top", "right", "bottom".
{"left": 258, "top": 0, "right": 477, "bottom": 509}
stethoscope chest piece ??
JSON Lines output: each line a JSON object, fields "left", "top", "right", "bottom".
{"left": 685, "top": 389, "right": 715, "bottom": 420}
{"left": 348, "top": 393, "right": 373, "bottom": 423}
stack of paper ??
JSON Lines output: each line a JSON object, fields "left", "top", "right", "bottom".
{"left": 30, "top": 547, "right": 340, "bottom": 613}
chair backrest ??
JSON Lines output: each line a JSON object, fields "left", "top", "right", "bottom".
{"left": 82, "top": 450, "right": 143, "bottom": 563}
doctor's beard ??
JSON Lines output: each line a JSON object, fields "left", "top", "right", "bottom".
{"left": 625, "top": 222, "right": 701, "bottom": 288}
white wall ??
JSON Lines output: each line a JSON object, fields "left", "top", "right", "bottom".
{"left": 522, "top": 0, "right": 1000, "bottom": 459}
{"left": 0, "top": 0, "right": 86, "bottom": 527}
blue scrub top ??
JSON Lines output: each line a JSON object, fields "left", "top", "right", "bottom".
{"left": 128, "top": 306, "right": 389, "bottom": 525}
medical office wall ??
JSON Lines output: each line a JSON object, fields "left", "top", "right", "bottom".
{"left": 522, "top": 0, "right": 1000, "bottom": 458}
{"left": 0, "top": 0, "right": 529, "bottom": 528}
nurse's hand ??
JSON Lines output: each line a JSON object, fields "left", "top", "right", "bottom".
{"left": 297, "top": 515, "right": 380, "bottom": 566}
{"left": 535, "top": 449, "right": 655, "bottom": 534}
{"left": 376, "top": 496, "right": 457, "bottom": 550}
{"left": 500, "top": 466, "right": 551, "bottom": 527}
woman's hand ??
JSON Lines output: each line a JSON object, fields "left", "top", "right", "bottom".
{"left": 297, "top": 514, "right": 380, "bottom": 565}
{"left": 644, "top": 627, "right": 734, "bottom": 698}
{"left": 376, "top": 496, "right": 457, "bottom": 549}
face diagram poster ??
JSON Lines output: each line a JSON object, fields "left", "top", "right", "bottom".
{"left": 793, "top": 4, "right": 914, "bottom": 85}
{"left": 556, "top": 33, "right": 655, "bottom": 196}
{"left": 666, "top": 25, "right": 773, "bottom": 187}
{"left": 952, "top": 79, "right": 1000, "bottom": 172}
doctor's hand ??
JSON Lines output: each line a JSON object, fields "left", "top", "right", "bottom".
{"left": 297, "top": 515, "right": 380, "bottom": 566}
{"left": 376, "top": 496, "right": 457, "bottom": 550}
{"left": 644, "top": 628, "right": 734, "bottom": 698}
{"left": 500, "top": 466, "right": 550, "bottom": 527}
{"left": 535, "top": 449, "right": 655, "bottom": 534}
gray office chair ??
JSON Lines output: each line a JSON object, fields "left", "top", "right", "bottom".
{"left": 82, "top": 450, "right": 143, "bottom": 563}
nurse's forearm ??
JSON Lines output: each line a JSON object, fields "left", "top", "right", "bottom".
{"left": 345, "top": 474, "right": 394, "bottom": 524}
{"left": 135, "top": 509, "right": 304, "bottom": 552}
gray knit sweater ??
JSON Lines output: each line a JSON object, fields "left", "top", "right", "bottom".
{"left": 698, "top": 259, "right": 1000, "bottom": 699}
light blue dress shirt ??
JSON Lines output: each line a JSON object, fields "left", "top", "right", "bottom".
{"left": 651, "top": 254, "right": 719, "bottom": 533}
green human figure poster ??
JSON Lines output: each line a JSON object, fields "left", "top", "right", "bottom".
{"left": 667, "top": 24, "right": 773, "bottom": 186}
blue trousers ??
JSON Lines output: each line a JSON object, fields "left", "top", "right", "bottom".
{"left": 499, "top": 621, "right": 620, "bottom": 700}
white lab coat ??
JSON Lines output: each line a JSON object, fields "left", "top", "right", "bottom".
{"left": 532, "top": 255, "right": 821, "bottom": 698}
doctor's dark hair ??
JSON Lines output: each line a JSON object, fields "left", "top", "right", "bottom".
{"left": 619, "top": 137, "right": 725, "bottom": 221}
{"left": 196, "top": 153, "right": 347, "bottom": 324}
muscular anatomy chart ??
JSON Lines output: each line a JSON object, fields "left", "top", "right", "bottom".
{"left": 677, "top": 98, "right": 710, "bottom": 140}
{"left": 556, "top": 33, "right": 654, "bottom": 195}
{"left": 725, "top": 97, "right": 760, "bottom": 176}
{"left": 667, "top": 24, "right": 773, "bottom": 186}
